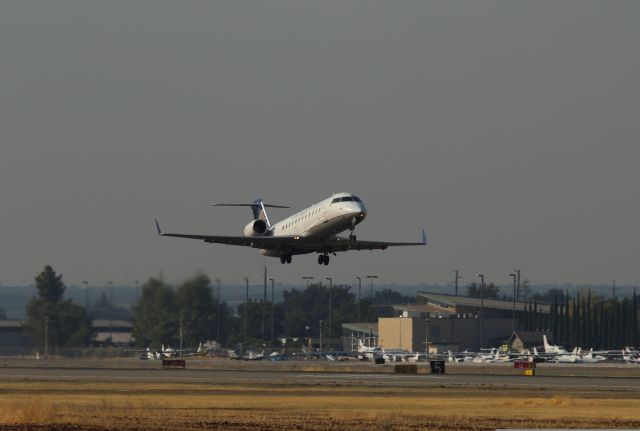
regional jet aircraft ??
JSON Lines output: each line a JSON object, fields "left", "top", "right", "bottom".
{"left": 155, "top": 192, "right": 426, "bottom": 265}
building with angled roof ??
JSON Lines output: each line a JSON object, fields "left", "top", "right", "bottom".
{"left": 417, "top": 291, "right": 550, "bottom": 318}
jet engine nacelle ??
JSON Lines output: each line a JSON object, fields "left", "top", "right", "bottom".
{"left": 243, "top": 219, "right": 268, "bottom": 237}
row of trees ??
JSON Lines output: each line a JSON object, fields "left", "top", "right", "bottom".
{"left": 22, "top": 265, "right": 409, "bottom": 351}
{"left": 521, "top": 290, "right": 640, "bottom": 349}
{"left": 131, "top": 276, "right": 388, "bottom": 349}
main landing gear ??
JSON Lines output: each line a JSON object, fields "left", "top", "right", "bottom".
{"left": 317, "top": 254, "right": 330, "bottom": 266}
{"left": 280, "top": 255, "right": 292, "bottom": 264}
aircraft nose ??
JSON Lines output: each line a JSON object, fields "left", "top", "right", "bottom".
{"left": 354, "top": 210, "right": 367, "bottom": 223}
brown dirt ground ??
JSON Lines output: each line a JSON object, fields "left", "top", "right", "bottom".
{"left": 1, "top": 381, "right": 640, "bottom": 430}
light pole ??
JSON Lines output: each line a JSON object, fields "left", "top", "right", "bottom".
{"left": 425, "top": 315, "right": 430, "bottom": 362}
{"left": 107, "top": 281, "right": 113, "bottom": 343}
{"left": 453, "top": 270, "right": 461, "bottom": 296}
{"left": 44, "top": 316, "right": 49, "bottom": 358}
{"left": 366, "top": 275, "right": 378, "bottom": 299}
{"left": 82, "top": 281, "right": 89, "bottom": 309}
{"left": 509, "top": 273, "right": 517, "bottom": 334}
{"left": 477, "top": 274, "right": 484, "bottom": 349}
{"left": 354, "top": 276, "right": 362, "bottom": 322}
{"left": 215, "top": 278, "right": 221, "bottom": 343}
{"left": 513, "top": 269, "right": 521, "bottom": 299}
{"left": 179, "top": 318, "right": 183, "bottom": 357}
{"left": 319, "top": 320, "right": 324, "bottom": 359}
{"left": 367, "top": 275, "right": 378, "bottom": 323}
{"left": 325, "top": 277, "right": 332, "bottom": 340}
{"left": 305, "top": 325, "right": 310, "bottom": 351}
{"left": 268, "top": 278, "right": 275, "bottom": 341}
{"left": 302, "top": 276, "right": 314, "bottom": 288}
{"left": 243, "top": 277, "right": 249, "bottom": 352}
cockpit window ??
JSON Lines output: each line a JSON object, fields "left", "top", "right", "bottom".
{"left": 352, "top": 196, "right": 362, "bottom": 202}
{"left": 340, "top": 197, "right": 353, "bottom": 202}
{"left": 331, "top": 198, "right": 340, "bottom": 204}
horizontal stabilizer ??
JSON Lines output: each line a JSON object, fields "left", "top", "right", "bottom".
{"left": 212, "top": 203, "right": 290, "bottom": 208}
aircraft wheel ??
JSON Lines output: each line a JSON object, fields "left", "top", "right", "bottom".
{"left": 286, "top": 255, "right": 292, "bottom": 264}
{"left": 280, "top": 256, "right": 286, "bottom": 264}
{"left": 324, "top": 255, "right": 330, "bottom": 265}
{"left": 318, "top": 255, "right": 324, "bottom": 265}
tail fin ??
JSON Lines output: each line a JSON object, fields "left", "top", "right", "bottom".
{"left": 543, "top": 334, "right": 551, "bottom": 350}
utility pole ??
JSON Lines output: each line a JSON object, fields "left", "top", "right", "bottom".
{"left": 513, "top": 269, "right": 521, "bottom": 299}
{"left": 268, "top": 278, "right": 274, "bottom": 341}
{"left": 453, "top": 270, "right": 461, "bottom": 296}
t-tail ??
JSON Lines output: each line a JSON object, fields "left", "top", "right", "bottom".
{"left": 212, "top": 199, "right": 290, "bottom": 227}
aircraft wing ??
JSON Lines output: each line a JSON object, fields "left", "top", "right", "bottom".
{"left": 156, "top": 220, "right": 426, "bottom": 253}
{"left": 319, "top": 229, "right": 427, "bottom": 253}
{"left": 155, "top": 220, "right": 299, "bottom": 249}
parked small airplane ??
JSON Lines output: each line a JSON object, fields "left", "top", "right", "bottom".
{"left": 155, "top": 193, "right": 426, "bottom": 265}
{"left": 580, "top": 348, "right": 606, "bottom": 363}
{"left": 132, "top": 345, "right": 183, "bottom": 360}
{"left": 543, "top": 334, "right": 569, "bottom": 355}
{"left": 622, "top": 349, "right": 640, "bottom": 364}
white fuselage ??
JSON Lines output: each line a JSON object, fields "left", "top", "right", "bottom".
{"left": 260, "top": 193, "right": 367, "bottom": 256}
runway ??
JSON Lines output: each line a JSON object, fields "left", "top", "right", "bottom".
{"left": 1, "top": 365, "right": 639, "bottom": 391}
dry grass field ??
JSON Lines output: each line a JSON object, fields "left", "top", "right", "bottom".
{"left": 1, "top": 380, "right": 640, "bottom": 431}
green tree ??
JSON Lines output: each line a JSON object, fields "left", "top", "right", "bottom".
{"left": 280, "top": 283, "right": 358, "bottom": 339}
{"left": 466, "top": 282, "right": 500, "bottom": 299}
{"left": 373, "top": 289, "right": 414, "bottom": 305}
{"left": 24, "top": 265, "right": 92, "bottom": 351}
{"left": 177, "top": 273, "right": 214, "bottom": 347}
{"left": 131, "top": 278, "right": 178, "bottom": 347}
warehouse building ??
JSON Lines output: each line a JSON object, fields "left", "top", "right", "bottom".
{"left": 377, "top": 315, "right": 512, "bottom": 352}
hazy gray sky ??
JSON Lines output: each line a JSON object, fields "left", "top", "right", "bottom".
{"left": 1, "top": 1, "right": 639, "bottom": 288}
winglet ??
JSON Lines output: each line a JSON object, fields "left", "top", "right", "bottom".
{"left": 421, "top": 229, "right": 427, "bottom": 245}
{"left": 155, "top": 219, "right": 162, "bottom": 235}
